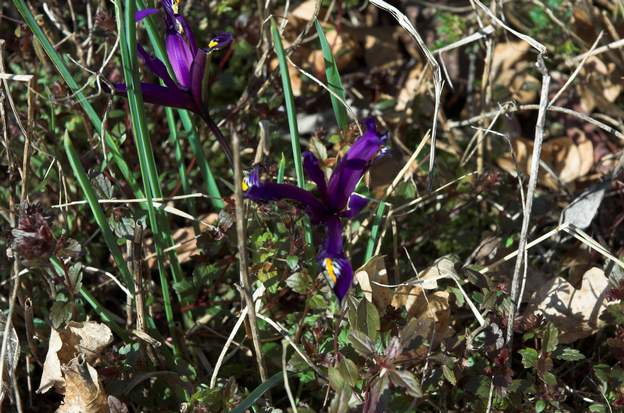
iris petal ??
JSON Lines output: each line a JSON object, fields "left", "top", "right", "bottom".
{"left": 166, "top": 31, "right": 194, "bottom": 88}
{"left": 135, "top": 8, "right": 159, "bottom": 22}
{"left": 137, "top": 44, "right": 178, "bottom": 89}
{"left": 115, "top": 82, "right": 194, "bottom": 110}
{"left": 244, "top": 178, "right": 326, "bottom": 224}
{"left": 303, "top": 152, "right": 328, "bottom": 199}
{"left": 327, "top": 119, "right": 384, "bottom": 210}
{"left": 343, "top": 193, "right": 368, "bottom": 218}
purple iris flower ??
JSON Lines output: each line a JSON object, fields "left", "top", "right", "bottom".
{"left": 114, "top": 0, "right": 233, "bottom": 163}
{"left": 242, "top": 119, "right": 387, "bottom": 301}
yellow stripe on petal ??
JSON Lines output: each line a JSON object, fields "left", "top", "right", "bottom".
{"left": 172, "top": 0, "right": 181, "bottom": 13}
{"left": 208, "top": 40, "right": 219, "bottom": 48}
{"left": 241, "top": 179, "right": 249, "bottom": 192}
{"left": 324, "top": 258, "right": 337, "bottom": 286}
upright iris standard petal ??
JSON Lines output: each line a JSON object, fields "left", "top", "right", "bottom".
{"left": 303, "top": 152, "right": 328, "bottom": 198}
{"left": 165, "top": 31, "right": 194, "bottom": 88}
{"left": 327, "top": 119, "right": 384, "bottom": 210}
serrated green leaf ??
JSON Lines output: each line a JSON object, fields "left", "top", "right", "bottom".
{"left": 286, "top": 271, "right": 312, "bottom": 294}
{"left": 543, "top": 323, "right": 559, "bottom": 353}
{"left": 349, "top": 330, "right": 376, "bottom": 357}
{"left": 519, "top": 348, "right": 539, "bottom": 369}
{"left": 442, "top": 364, "right": 457, "bottom": 386}
{"left": 388, "top": 369, "right": 422, "bottom": 398}
{"left": 535, "top": 399, "right": 546, "bottom": 412}
{"left": 357, "top": 298, "right": 380, "bottom": 341}
{"left": 542, "top": 371, "right": 557, "bottom": 386}
{"left": 554, "top": 347, "right": 585, "bottom": 362}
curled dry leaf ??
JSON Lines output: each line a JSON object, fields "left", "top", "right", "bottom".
{"left": 492, "top": 41, "right": 539, "bottom": 104}
{"left": 56, "top": 357, "right": 109, "bottom": 413}
{"left": 355, "top": 255, "right": 392, "bottom": 314}
{"left": 0, "top": 314, "right": 20, "bottom": 405}
{"left": 38, "top": 321, "right": 113, "bottom": 394}
{"left": 497, "top": 133, "right": 594, "bottom": 189}
{"left": 524, "top": 267, "right": 613, "bottom": 343}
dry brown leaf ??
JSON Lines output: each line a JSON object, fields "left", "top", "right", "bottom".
{"left": 355, "top": 256, "right": 392, "bottom": 314}
{"left": 39, "top": 321, "right": 113, "bottom": 394}
{"left": 289, "top": 0, "right": 318, "bottom": 21}
{"left": 56, "top": 357, "right": 109, "bottom": 413}
{"left": 524, "top": 267, "right": 613, "bottom": 343}
{"left": 0, "top": 314, "right": 20, "bottom": 405}
{"left": 497, "top": 134, "right": 594, "bottom": 189}
{"left": 307, "top": 29, "right": 358, "bottom": 76}
{"left": 491, "top": 41, "right": 541, "bottom": 104}
{"left": 578, "top": 57, "right": 622, "bottom": 114}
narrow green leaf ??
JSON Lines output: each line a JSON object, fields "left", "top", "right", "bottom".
{"left": 271, "top": 19, "right": 312, "bottom": 244}
{"left": 271, "top": 19, "right": 304, "bottom": 189}
{"left": 114, "top": 0, "right": 191, "bottom": 332}
{"left": 314, "top": 19, "right": 348, "bottom": 130}
{"left": 229, "top": 372, "right": 287, "bottom": 413}
{"left": 12, "top": 0, "right": 140, "bottom": 195}
{"left": 136, "top": 0, "right": 224, "bottom": 209}
{"left": 365, "top": 201, "right": 386, "bottom": 261}
{"left": 63, "top": 132, "right": 132, "bottom": 289}
{"left": 277, "top": 152, "right": 286, "bottom": 184}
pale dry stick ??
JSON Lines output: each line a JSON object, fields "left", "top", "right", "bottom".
{"left": 480, "top": 224, "right": 565, "bottom": 274}
{"left": 564, "top": 225, "right": 624, "bottom": 270}
{"left": 448, "top": 103, "right": 624, "bottom": 141}
{"left": 286, "top": 56, "right": 363, "bottom": 135}
{"left": 282, "top": 341, "right": 298, "bottom": 413}
{"left": 461, "top": 102, "right": 514, "bottom": 166}
{"left": 53, "top": 192, "right": 213, "bottom": 208}
{"left": 600, "top": 10, "right": 624, "bottom": 63}
{"left": 572, "top": 37, "right": 624, "bottom": 63}
{"left": 83, "top": 266, "right": 133, "bottom": 298}
{"left": 433, "top": 25, "right": 495, "bottom": 55}
{"left": 369, "top": 0, "right": 443, "bottom": 190}
{"left": 0, "top": 74, "right": 33, "bottom": 82}
{"left": 351, "top": 131, "right": 430, "bottom": 247}
{"left": 209, "top": 306, "right": 248, "bottom": 388}
{"left": 506, "top": 56, "right": 550, "bottom": 344}
{"left": 472, "top": 0, "right": 546, "bottom": 53}
{"left": 231, "top": 126, "right": 268, "bottom": 384}
{"left": 384, "top": 131, "right": 431, "bottom": 198}
{"left": 530, "top": 0, "right": 586, "bottom": 48}
{"left": 132, "top": 223, "right": 146, "bottom": 334}
{"left": 550, "top": 31, "right": 604, "bottom": 106}
{"left": 256, "top": 313, "right": 326, "bottom": 380}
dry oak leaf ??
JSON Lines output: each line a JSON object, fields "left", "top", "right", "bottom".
{"left": 38, "top": 321, "right": 113, "bottom": 394}
{"left": 524, "top": 267, "right": 613, "bottom": 344}
{"left": 497, "top": 133, "right": 593, "bottom": 189}
{"left": 355, "top": 255, "right": 392, "bottom": 314}
{"left": 56, "top": 357, "right": 109, "bottom": 413}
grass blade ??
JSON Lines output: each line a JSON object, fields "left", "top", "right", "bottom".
{"left": 271, "top": 19, "right": 304, "bottom": 189}
{"left": 229, "top": 372, "right": 289, "bottom": 413}
{"left": 365, "top": 201, "right": 386, "bottom": 262}
{"left": 63, "top": 131, "right": 132, "bottom": 289}
{"left": 137, "top": 0, "right": 224, "bottom": 209}
{"left": 314, "top": 19, "right": 348, "bottom": 130}
{"left": 277, "top": 152, "right": 286, "bottom": 184}
{"left": 114, "top": 0, "right": 192, "bottom": 333}
{"left": 271, "top": 19, "right": 312, "bottom": 243}
{"left": 12, "top": 0, "right": 141, "bottom": 196}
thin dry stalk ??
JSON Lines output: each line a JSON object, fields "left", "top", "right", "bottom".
{"left": 505, "top": 55, "right": 550, "bottom": 344}
{"left": 132, "top": 222, "right": 146, "bottom": 333}
{"left": 231, "top": 126, "right": 268, "bottom": 384}
{"left": 282, "top": 341, "right": 298, "bottom": 413}
{"left": 210, "top": 306, "right": 249, "bottom": 389}
{"left": 369, "top": 0, "right": 443, "bottom": 190}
